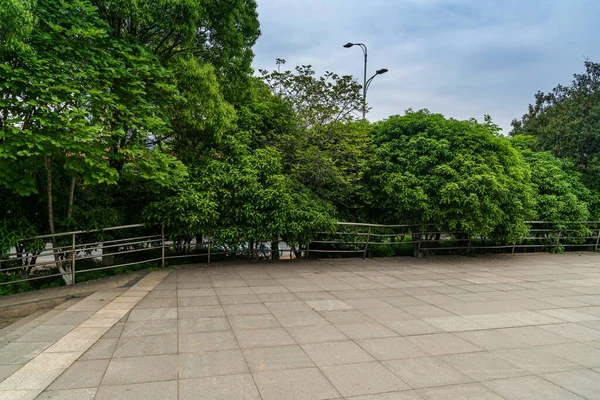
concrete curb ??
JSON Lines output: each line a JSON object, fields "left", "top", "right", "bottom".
{"left": 0, "top": 270, "right": 150, "bottom": 319}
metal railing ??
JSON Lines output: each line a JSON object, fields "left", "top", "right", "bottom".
{"left": 308, "top": 221, "right": 600, "bottom": 258}
{"left": 0, "top": 224, "right": 162, "bottom": 287}
{"left": 0, "top": 224, "right": 298, "bottom": 287}
{"left": 3, "top": 220, "right": 599, "bottom": 288}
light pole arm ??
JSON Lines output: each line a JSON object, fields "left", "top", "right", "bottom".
{"left": 365, "top": 72, "right": 379, "bottom": 94}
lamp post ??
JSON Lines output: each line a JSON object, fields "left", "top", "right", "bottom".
{"left": 343, "top": 42, "right": 388, "bottom": 119}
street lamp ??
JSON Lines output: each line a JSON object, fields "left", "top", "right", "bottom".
{"left": 343, "top": 42, "right": 388, "bottom": 119}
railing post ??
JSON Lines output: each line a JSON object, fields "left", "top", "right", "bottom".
{"left": 207, "top": 232, "right": 211, "bottom": 264}
{"left": 71, "top": 233, "right": 76, "bottom": 285}
{"left": 161, "top": 224, "right": 165, "bottom": 268}
{"left": 555, "top": 231, "right": 561, "bottom": 252}
{"left": 363, "top": 227, "right": 371, "bottom": 259}
{"left": 306, "top": 241, "right": 310, "bottom": 260}
{"left": 466, "top": 236, "right": 472, "bottom": 256}
{"left": 595, "top": 229, "right": 600, "bottom": 252}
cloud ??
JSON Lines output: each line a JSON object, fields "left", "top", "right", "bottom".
{"left": 252, "top": 0, "right": 600, "bottom": 132}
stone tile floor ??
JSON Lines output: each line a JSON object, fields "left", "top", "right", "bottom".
{"left": 1, "top": 253, "right": 600, "bottom": 399}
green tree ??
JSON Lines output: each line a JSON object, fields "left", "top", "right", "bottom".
{"left": 511, "top": 61, "right": 600, "bottom": 192}
{"left": 92, "top": 0, "right": 260, "bottom": 105}
{"left": 259, "top": 62, "right": 363, "bottom": 129}
{"left": 512, "top": 136, "right": 597, "bottom": 222}
{"left": 257, "top": 62, "right": 371, "bottom": 219}
{"left": 366, "top": 110, "right": 536, "bottom": 243}
{"left": 166, "top": 56, "right": 236, "bottom": 159}
{"left": 146, "top": 144, "right": 334, "bottom": 257}
{"left": 0, "top": 0, "right": 185, "bottom": 283}
{"left": 0, "top": 0, "right": 35, "bottom": 53}
{"left": 89, "top": 1, "right": 259, "bottom": 166}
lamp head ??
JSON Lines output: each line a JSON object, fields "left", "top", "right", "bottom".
{"left": 343, "top": 42, "right": 354, "bottom": 48}
{"left": 376, "top": 68, "right": 388, "bottom": 75}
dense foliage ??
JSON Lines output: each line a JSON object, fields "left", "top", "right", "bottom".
{"left": 511, "top": 61, "right": 600, "bottom": 192}
{"left": 1, "top": 0, "right": 599, "bottom": 289}
{"left": 512, "top": 136, "right": 597, "bottom": 223}
{"left": 365, "top": 111, "right": 536, "bottom": 240}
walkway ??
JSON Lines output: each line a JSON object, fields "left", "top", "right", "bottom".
{"left": 1, "top": 253, "right": 600, "bottom": 399}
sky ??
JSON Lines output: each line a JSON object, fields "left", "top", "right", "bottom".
{"left": 251, "top": 0, "right": 600, "bottom": 133}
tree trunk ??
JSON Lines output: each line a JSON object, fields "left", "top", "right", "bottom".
{"left": 67, "top": 176, "right": 76, "bottom": 221}
{"left": 45, "top": 156, "right": 72, "bottom": 285}
{"left": 272, "top": 240, "right": 280, "bottom": 260}
{"left": 248, "top": 240, "right": 255, "bottom": 260}
{"left": 65, "top": 176, "right": 77, "bottom": 274}
{"left": 412, "top": 234, "right": 422, "bottom": 258}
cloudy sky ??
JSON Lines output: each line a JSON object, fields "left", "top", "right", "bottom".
{"left": 251, "top": 0, "right": 600, "bottom": 133}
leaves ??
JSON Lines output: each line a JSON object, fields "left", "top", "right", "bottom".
{"left": 0, "top": 0, "right": 184, "bottom": 236}
{"left": 512, "top": 136, "right": 597, "bottom": 222}
{"left": 146, "top": 146, "right": 334, "bottom": 244}
{"left": 511, "top": 61, "right": 600, "bottom": 193}
{"left": 366, "top": 110, "right": 536, "bottom": 241}
{"left": 259, "top": 63, "right": 363, "bottom": 129}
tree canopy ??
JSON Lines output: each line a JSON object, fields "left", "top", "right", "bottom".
{"left": 365, "top": 110, "right": 536, "bottom": 240}
{"left": 511, "top": 61, "right": 600, "bottom": 192}
{"left": 512, "top": 135, "right": 597, "bottom": 223}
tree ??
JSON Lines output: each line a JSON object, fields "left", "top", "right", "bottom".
{"left": 366, "top": 110, "right": 536, "bottom": 243}
{"left": 257, "top": 62, "right": 372, "bottom": 219}
{"left": 91, "top": 0, "right": 261, "bottom": 105}
{"left": 259, "top": 62, "right": 363, "bottom": 129}
{"left": 166, "top": 56, "right": 236, "bottom": 158}
{"left": 0, "top": 0, "right": 35, "bottom": 54}
{"left": 146, "top": 143, "right": 334, "bottom": 257}
{"left": 511, "top": 61, "right": 600, "bottom": 192}
{"left": 512, "top": 136, "right": 597, "bottom": 222}
{"left": 237, "top": 77, "right": 298, "bottom": 150}
{"left": 88, "top": 0, "right": 259, "bottom": 165}
{"left": 0, "top": 0, "right": 185, "bottom": 283}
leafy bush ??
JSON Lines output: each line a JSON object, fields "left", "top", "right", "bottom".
{"left": 0, "top": 274, "right": 33, "bottom": 296}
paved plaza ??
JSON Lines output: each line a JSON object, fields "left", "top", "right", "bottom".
{"left": 1, "top": 253, "right": 600, "bottom": 399}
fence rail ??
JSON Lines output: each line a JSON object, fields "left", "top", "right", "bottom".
{"left": 1, "top": 224, "right": 160, "bottom": 287}
{"left": 307, "top": 221, "right": 600, "bottom": 259}
{"left": 0, "top": 224, "right": 296, "bottom": 287}
{"left": 2, "top": 221, "right": 600, "bottom": 288}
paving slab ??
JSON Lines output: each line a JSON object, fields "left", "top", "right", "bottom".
{"left": 38, "top": 387, "right": 98, "bottom": 399}
{"left": 113, "top": 333, "right": 178, "bottom": 357}
{"left": 243, "top": 345, "right": 314, "bottom": 372}
{"left": 356, "top": 336, "right": 428, "bottom": 360}
{"left": 179, "top": 330, "right": 239, "bottom": 352}
{"left": 253, "top": 367, "right": 339, "bottom": 400}
{"left": 235, "top": 327, "right": 294, "bottom": 349}
{"left": 482, "top": 375, "right": 585, "bottom": 399}
{"left": 286, "top": 324, "right": 348, "bottom": 344}
{"left": 179, "top": 349, "right": 248, "bottom": 379}
{"left": 542, "top": 369, "right": 600, "bottom": 399}
{"left": 180, "top": 374, "right": 261, "bottom": 400}
{"left": 384, "top": 356, "right": 473, "bottom": 389}
{"left": 320, "top": 361, "right": 410, "bottom": 397}
{"left": 302, "top": 340, "right": 374, "bottom": 366}
{"left": 46, "top": 359, "right": 109, "bottom": 390}
{"left": 418, "top": 383, "right": 504, "bottom": 399}
{"left": 347, "top": 391, "right": 425, "bottom": 400}
{"left": 95, "top": 381, "right": 177, "bottom": 400}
